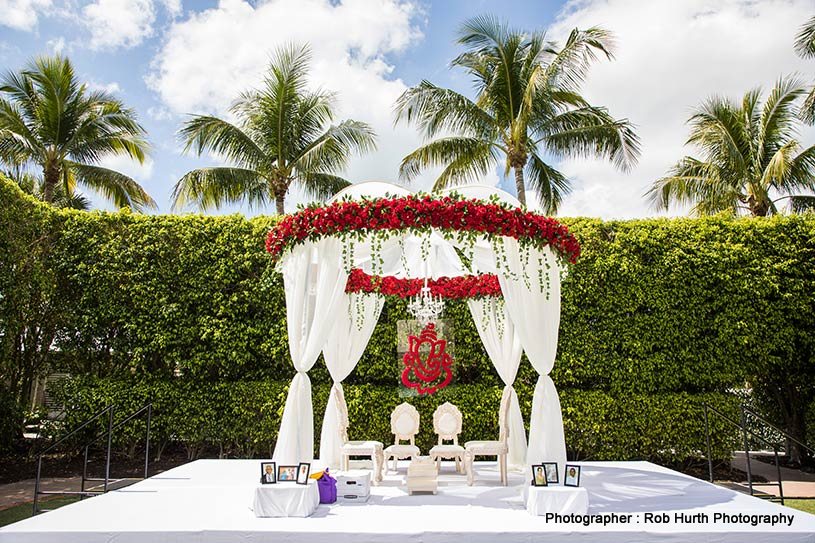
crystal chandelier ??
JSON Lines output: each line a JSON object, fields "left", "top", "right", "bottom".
{"left": 407, "top": 278, "right": 445, "bottom": 326}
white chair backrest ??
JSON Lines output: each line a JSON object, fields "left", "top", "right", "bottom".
{"left": 391, "top": 402, "right": 420, "bottom": 445}
{"left": 498, "top": 388, "right": 511, "bottom": 445}
{"left": 433, "top": 402, "right": 462, "bottom": 445}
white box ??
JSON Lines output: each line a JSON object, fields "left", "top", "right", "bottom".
{"left": 336, "top": 493, "right": 371, "bottom": 503}
{"left": 406, "top": 456, "right": 438, "bottom": 495}
{"left": 335, "top": 470, "right": 371, "bottom": 500}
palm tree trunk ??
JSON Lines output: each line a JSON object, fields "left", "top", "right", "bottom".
{"left": 275, "top": 193, "right": 285, "bottom": 215}
{"left": 43, "top": 162, "right": 60, "bottom": 204}
{"left": 514, "top": 167, "right": 526, "bottom": 206}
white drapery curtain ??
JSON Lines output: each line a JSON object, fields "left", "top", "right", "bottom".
{"left": 467, "top": 297, "right": 527, "bottom": 469}
{"left": 496, "top": 240, "right": 566, "bottom": 480}
{"left": 274, "top": 239, "right": 348, "bottom": 465}
{"left": 319, "top": 292, "right": 384, "bottom": 468}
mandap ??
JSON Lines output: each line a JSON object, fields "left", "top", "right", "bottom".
{"left": 265, "top": 182, "right": 579, "bottom": 480}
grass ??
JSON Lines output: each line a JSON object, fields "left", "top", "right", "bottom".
{"left": 785, "top": 499, "right": 815, "bottom": 515}
{"left": 0, "top": 497, "right": 78, "bottom": 528}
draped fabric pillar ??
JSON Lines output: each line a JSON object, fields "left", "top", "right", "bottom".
{"left": 320, "top": 292, "right": 384, "bottom": 468}
{"left": 496, "top": 240, "right": 566, "bottom": 480}
{"left": 467, "top": 297, "right": 527, "bottom": 470}
{"left": 274, "top": 239, "right": 348, "bottom": 465}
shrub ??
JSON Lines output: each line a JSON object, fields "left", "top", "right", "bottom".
{"left": 50, "top": 377, "right": 739, "bottom": 462}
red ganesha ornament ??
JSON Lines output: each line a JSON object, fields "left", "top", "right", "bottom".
{"left": 401, "top": 323, "right": 454, "bottom": 395}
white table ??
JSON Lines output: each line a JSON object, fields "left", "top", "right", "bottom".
{"left": 523, "top": 485, "right": 589, "bottom": 516}
{"left": 252, "top": 481, "right": 320, "bottom": 517}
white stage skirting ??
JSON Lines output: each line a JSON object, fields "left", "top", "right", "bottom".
{"left": 2, "top": 459, "right": 814, "bottom": 543}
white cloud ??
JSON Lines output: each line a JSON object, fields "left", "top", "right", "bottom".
{"left": 87, "top": 80, "right": 122, "bottom": 94}
{"left": 147, "top": 0, "right": 428, "bottom": 212}
{"left": 98, "top": 154, "right": 155, "bottom": 182}
{"left": 82, "top": 0, "right": 157, "bottom": 50}
{"left": 0, "top": 0, "right": 51, "bottom": 31}
{"left": 46, "top": 36, "right": 65, "bottom": 53}
{"left": 147, "top": 105, "right": 174, "bottom": 121}
{"left": 546, "top": 0, "right": 815, "bottom": 218}
{"left": 160, "top": 0, "right": 181, "bottom": 17}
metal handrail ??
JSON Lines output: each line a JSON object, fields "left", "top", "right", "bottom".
{"left": 33, "top": 402, "right": 153, "bottom": 515}
{"left": 741, "top": 406, "right": 815, "bottom": 456}
{"left": 81, "top": 403, "right": 152, "bottom": 495}
{"left": 703, "top": 403, "right": 787, "bottom": 505}
{"left": 33, "top": 405, "right": 115, "bottom": 515}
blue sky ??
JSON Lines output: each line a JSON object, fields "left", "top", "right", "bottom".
{"left": 1, "top": 0, "right": 813, "bottom": 217}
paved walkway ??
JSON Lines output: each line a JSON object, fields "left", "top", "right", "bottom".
{"left": 0, "top": 477, "right": 83, "bottom": 510}
{"left": 727, "top": 451, "right": 815, "bottom": 498}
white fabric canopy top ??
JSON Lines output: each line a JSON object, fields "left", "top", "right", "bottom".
{"left": 272, "top": 182, "right": 567, "bottom": 472}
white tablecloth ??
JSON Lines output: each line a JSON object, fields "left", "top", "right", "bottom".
{"left": 252, "top": 482, "right": 320, "bottom": 517}
{"left": 524, "top": 485, "right": 589, "bottom": 516}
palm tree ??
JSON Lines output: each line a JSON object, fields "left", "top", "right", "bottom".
{"left": 0, "top": 55, "right": 154, "bottom": 211}
{"left": 795, "top": 15, "right": 815, "bottom": 124}
{"left": 647, "top": 77, "right": 815, "bottom": 216}
{"left": 6, "top": 169, "right": 90, "bottom": 210}
{"left": 173, "top": 44, "right": 377, "bottom": 214}
{"left": 394, "top": 15, "right": 639, "bottom": 212}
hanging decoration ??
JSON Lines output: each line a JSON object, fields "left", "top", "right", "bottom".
{"left": 401, "top": 323, "right": 454, "bottom": 395}
{"left": 265, "top": 194, "right": 581, "bottom": 267}
{"left": 345, "top": 269, "right": 502, "bottom": 299}
{"left": 407, "top": 279, "right": 445, "bottom": 325}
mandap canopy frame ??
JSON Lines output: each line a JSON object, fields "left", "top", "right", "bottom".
{"left": 266, "top": 182, "right": 579, "bottom": 479}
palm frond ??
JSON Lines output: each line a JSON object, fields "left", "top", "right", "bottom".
{"left": 171, "top": 167, "right": 267, "bottom": 211}
{"left": 178, "top": 115, "right": 265, "bottom": 169}
{"left": 539, "top": 106, "right": 640, "bottom": 171}
{"left": 432, "top": 141, "right": 499, "bottom": 190}
{"left": 398, "top": 136, "right": 498, "bottom": 184}
{"left": 541, "top": 27, "right": 615, "bottom": 92}
{"left": 795, "top": 16, "right": 815, "bottom": 58}
{"left": 295, "top": 120, "right": 376, "bottom": 178}
{"left": 394, "top": 80, "right": 497, "bottom": 139}
{"left": 686, "top": 96, "right": 751, "bottom": 179}
{"left": 646, "top": 157, "right": 739, "bottom": 215}
{"left": 68, "top": 162, "right": 157, "bottom": 212}
{"left": 790, "top": 195, "right": 815, "bottom": 213}
{"left": 299, "top": 172, "right": 351, "bottom": 201}
{"left": 525, "top": 152, "right": 570, "bottom": 214}
{"left": 781, "top": 143, "right": 815, "bottom": 193}
{"left": 758, "top": 77, "right": 805, "bottom": 165}
{"left": 801, "top": 86, "right": 815, "bottom": 125}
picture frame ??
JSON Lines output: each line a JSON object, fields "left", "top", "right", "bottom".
{"left": 542, "top": 462, "right": 559, "bottom": 484}
{"left": 564, "top": 464, "right": 581, "bottom": 487}
{"left": 531, "top": 464, "right": 548, "bottom": 487}
{"left": 296, "top": 462, "right": 311, "bottom": 485}
{"left": 260, "top": 462, "right": 276, "bottom": 484}
{"left": 277, "top": 465, "right": 298, "bottom": 483}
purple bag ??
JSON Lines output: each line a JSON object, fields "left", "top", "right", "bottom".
{"left": 317, "top": 468, "right": 337, "bottom": 504}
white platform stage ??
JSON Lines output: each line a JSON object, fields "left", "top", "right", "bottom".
{"left": 2, "top": 459, "right": 814, "bottom": 543}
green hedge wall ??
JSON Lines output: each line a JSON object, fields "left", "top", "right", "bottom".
{"left": 2, "top": 177, "right": 814, "bottom": 461}
{"left": 41, "top": 202, "right": 815, "bottom": 394}
{"left": 51, "top": 377, "right": 740, "bottom": 463}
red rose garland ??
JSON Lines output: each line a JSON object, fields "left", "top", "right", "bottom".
{"left": 346, "top": 268, "right": 501, "bottom": 299}
{"left": 265, "top": 194, "right": 580, "bottom": 265}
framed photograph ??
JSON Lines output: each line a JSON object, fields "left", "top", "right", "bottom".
{"left": 564, "top": 464, "right": 581, "bottom": 487}
{"left": 296, "top": 462, "right": 311, "bottom": 485}
{"left": 531, "top": 464, "right": 548, "bottom": 487}
{"left": 277, "top": 465, "right": 298, "bottom": 482}
{"left": 542, "top": 462, "right": 559, "bottom": 484}
{"left": 260, "top": 462, "right": 276, "bottom": 484}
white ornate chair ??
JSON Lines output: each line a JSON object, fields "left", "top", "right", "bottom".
{"left": 464, "top": 390, "right": 510, "bottom": 485}
{"left": 384, "top": 403, "right": 421, "bottom": 471}
{"left": 428, "top": 402, "right": 465, "bottom": 473}
{"left": 338, "top": 396, "right": 384, "bottom": 484}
